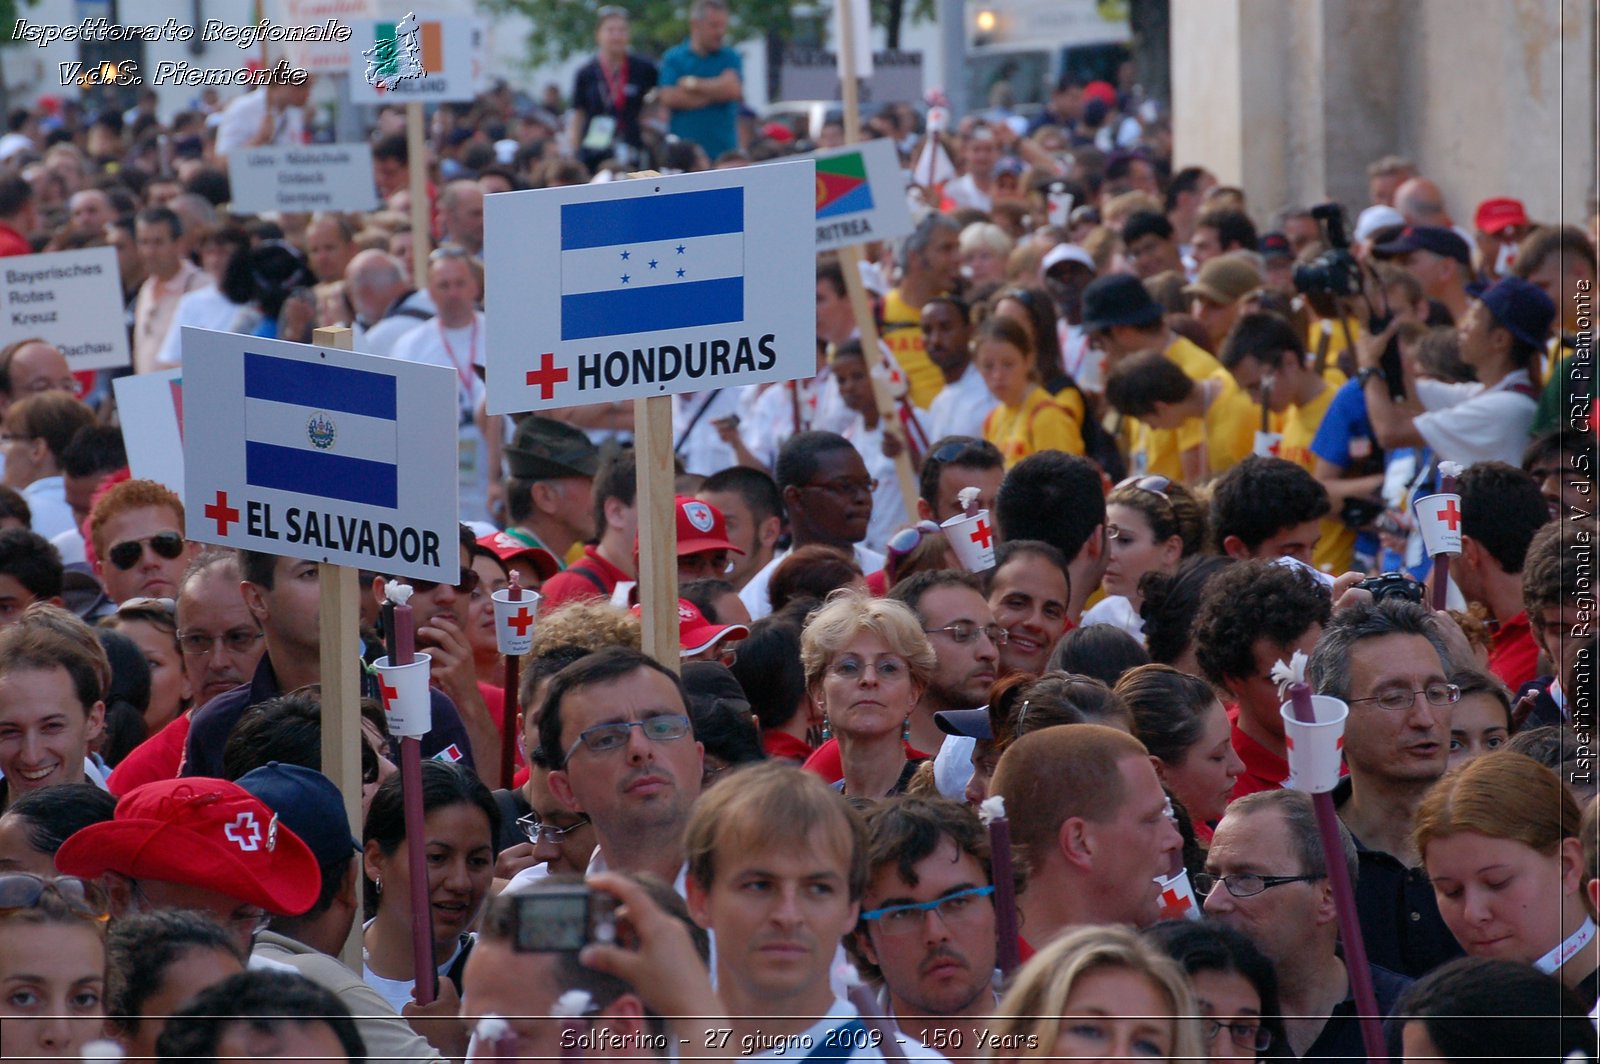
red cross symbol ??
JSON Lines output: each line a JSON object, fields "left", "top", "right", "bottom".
{"left": 1159, "top": 887, "right": 1194, "bottom": 917}
{"left": 526, "top": 352, "right": 570, "bottom": 400}
{"left": 1435, "top": 499, "right": 1462, "bottom": 531}
{"left": 507, "top": 607, "right": 534, "bottom": 636}
{"left": 204, "top": 491, "right": 240, "bottom": 537}
{"left": 378, "top": 677, "right": 399, "bottom": 709}
{"left": 969, "top": 517, "right": 994, "bottom": 550}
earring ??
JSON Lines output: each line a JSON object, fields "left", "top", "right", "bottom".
{"left": 374, "top": 875, "right": 382, "bottom": 893}
{"left": 901, "top": 718, "right": 911, "bottom": 742}
{"left": 821, "top": 716, "right": 832, "bottom": 741}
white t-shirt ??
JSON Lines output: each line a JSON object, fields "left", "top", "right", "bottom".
{"left": 357, "top": 291, "right": 438, "bottom": 358}
{"left": 21, "top": 477, "right": 75, "bottom": 541}
{"left": 154, "top": 284, "right": 257, "bottom": 368}
{"left": 214, "top": 88, "right": 305, "bottom": 158}
{"left": 943, "top": 173, "right": 992, "bottom": 213}
{"left": 674, "top": 388, "right": 746, "bottom": 476}
{"left": 926, "top": 363, "right": 999, "bottom": 444}
{"left": 1079, "top": 594, "right": 1144, "bottom": 641}
{"left": 361, "top": 925, "right": 470, "bottom": 1016}
{"left": 739, "top": 542, "right": 887, "bottom": 621}
{"left": 1413, "top": 370, "right": 1538, "bottom": 467}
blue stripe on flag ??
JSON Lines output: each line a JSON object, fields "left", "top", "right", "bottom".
{"left": 560, "top": 276, "right": 743, "bottom": 341}
{"left": 246, "top": 441, "right": 399, "bottom": 508}
{"left": 560, "top": 188, "right": 743, "bottom": 251}
{"left": 244, "top": 352, "right": 397, "bottom": 420}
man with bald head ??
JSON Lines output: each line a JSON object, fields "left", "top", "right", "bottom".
{"left": 67, "top": 188, "right": 114, "bottom": 238}
{"left": 0, "top": 339, "right": 75, "bottom": 418}
{"left": 346, "top": 250, "right": 434, "bottom": 357}
{"left": 1394, "top": 177, "right": 1450, "bottom": 228}
{"left": 305, "top": 214, "right": 356, "bottom": 283}
{"left": 439, "top": 180, "right": 484, "bottom": 255}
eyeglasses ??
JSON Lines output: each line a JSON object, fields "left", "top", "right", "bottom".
{"left": 108, "top": 530, "right": 186, "bottom": 571}
{"left": 118, "top": 596, "right": 176, "bottom": 616}
{"left": 1348, "top": 683, "right": 1461, "bottom": 713}
{"left": 179, "top": 626, "right": 264, "bottom": 656}
{"left": 886, "top": 520, "right": 942, "bottom": 571}
{"left": 0, "top": 874, "right": 110, "bottom": 923}
{"left": 516, "top": 812, "right": 592, "bottom": 845}
{"left": 828, "top": 657, "right": 907, "bottom": 681}
{"left": 410, "top": 566, "right": 481, "bottom": 595}
{"left": 563, "top": 713, "right": 692, "bottom": 765}
{"left": 1114, "top": 474, "right": 1173, "bottom": 500}
{"left": 1193, "top": 872, "right": 1323, "bottom": 898}
{"left": 1203, "top": 1019, "right": 1273, "bottom": 1053}
{"left": 803, "top": 478, "right": 878, "bottom": 498}
{"left": 927, "top": 438, "right": 1002, "bottom": 467}
{"left": 925, "top": 621, "right": 1009, "bottom": 646}
{"left": 860, "top": 885, "right": 996, "bottom": 934}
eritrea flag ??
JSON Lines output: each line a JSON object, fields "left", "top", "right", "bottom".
{"left": 816, "top": 152, "right": 875, "bottom": 219}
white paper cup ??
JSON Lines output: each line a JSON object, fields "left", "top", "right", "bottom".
{"left": 1280, "top": 694, "right": 1349, "bottom": 793}
{"left": 1412, "top": 492, "right": 1463, "bottom": 556}
{"left": 372, "top": 653, "right": 433, "bottom": 738}
{"left": 1253, "top": 431, "right": 1283, "bottom": 458}
{"left": 1154, "top": 869, "right": 1202, "bottom": 921}
{"left": 491, "top": 589, "right": 541, "bottom": 656}
{"left": 940, "top": 509, "right": 997, "bottom": 572}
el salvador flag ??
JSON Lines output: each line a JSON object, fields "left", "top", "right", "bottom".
{"left": 243, "top": 352, "right": 400, "bottom": 509}
{"left": 559, "top": 187, "right": 744, "bottom": 341}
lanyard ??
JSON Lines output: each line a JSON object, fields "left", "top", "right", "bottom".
{"left": 1534, "top": 917, "right": 1596, "bottom": 975}
{"left": 436, "top": 317, "right": 479, "bottom": 401}
{"left": 600, "top": 58, "right": 629, "bottom": 114}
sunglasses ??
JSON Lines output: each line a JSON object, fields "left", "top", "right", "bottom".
{"left": 108, "top": 531, "right": 185, "bottom": 571}
{"left": 0, "top": 874, "right": 110, "bottom": 923}
{"left": 927, "top": 438, "right": 1002, "bottom": 467}
{"left": 1114, "top": 474, "right": 1172, "bottom": 500}
{"left": 410, "top": 567, "right": 481, "bottom": 595}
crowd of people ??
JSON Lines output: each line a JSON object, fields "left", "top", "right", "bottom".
{"left": 0, "top": 1, "right": 1597, "bottom": 1062}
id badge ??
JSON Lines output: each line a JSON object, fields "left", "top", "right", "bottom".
{"left": 583, "top": 115, "right": 617, "bottom": 151}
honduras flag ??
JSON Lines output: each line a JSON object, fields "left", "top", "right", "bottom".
{"left": 242, "top": 352, "right": 399, "bottom": 509}
{"left": 559, "top": 187, "right": 744, "bottom": 341}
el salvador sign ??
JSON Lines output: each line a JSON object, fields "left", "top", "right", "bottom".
{"left": 483, "top": 161, "right": 816, "bottom": 415}
{"left": 181, "top": 328, "right": 459, "bottom": 583}
{"left": 807, "top": 138, "right": 913, "bottom": 252}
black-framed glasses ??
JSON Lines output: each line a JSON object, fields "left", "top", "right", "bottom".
{"left": 410, "top": 566, "right": 481, "bottom": 595}
{"left": 924, "top": 621, "right": 1008, "bottom": 646}
{"left": 516, "top": 812, "right": 592, "bottom": 845}
{"left": 108, "top": 530, "right": 185, "bottom": 571}
{"left": 0, "top": 874, "right": 110, "bottom": 923}
{"left": 179, "top": 627, "right": 264, "bottom": 657}
{"left": 860, "top": 885, "right": 996, "bottom": 935}
{"left": 803, "top": 478, "right": 878, "bottom": 498}
{"left": 1193, "top": 872, "right": 1323, "bottom": 898}
{"left": 563, "top": 713, "right": 692, "bottom": 765}
{"left": 1348, "top": 683, "right": 1461, "bottom": 712}
{"left": 1203, "top": 1019, "right": 1273, "bottom": 1053}
{"left": 1114, "top": 474, "right": 1173, "bottom": 500}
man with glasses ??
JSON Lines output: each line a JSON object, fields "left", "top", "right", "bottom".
{"left": 739, "top": 431, "right": 884, "bottom": 622}
{"left": 86, "top": 479, "right": 195, "bottom": 607}
{"left": 887, "top": 571, "right": 1000, "bottom": 758}
{"left": 1202, "top": 788, "right": 1413, "bottom": 1061}
{"left": 1309, "top": 598, "right": 1465, "bottom": 979}
{"left": 539, "top": 646, "right": 703, "bottom": 885}
{"left": 850, "top": 797, "right": 998, "bottom": 1059}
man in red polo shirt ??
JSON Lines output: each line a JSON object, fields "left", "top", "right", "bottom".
{"left": 0, "top": 177, "right": 35, "bottom": 257}
{"left": 1194, "top": 560, "right": 1332, "bottom": 799}
{"left": 1452, "top": 461, "right": 1550, "bottom": 690}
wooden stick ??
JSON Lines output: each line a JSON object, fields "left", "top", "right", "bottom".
{"left": 635, "top": 397, "right": 680, "bottom": 672}
{"left": 311, "top": 327, "right": 364, "bottom": 974}
{"left": 406, "top": 102, "right": 430, "bottom": 285}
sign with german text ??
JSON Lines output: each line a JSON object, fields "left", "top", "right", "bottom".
{"left": 182, "top": 328, "right": 458, "bottom": 582}
{"left": 0, "top": 247, "right": 130, "bottom": 371}
{"left": 483, "top": 162, "right": 816, "bottom": 414}
{"left": 228, "top": 144, "right": 380, "bottom": 214}
{"left": 806, "top": 138, "right": 913, "bottom": 251}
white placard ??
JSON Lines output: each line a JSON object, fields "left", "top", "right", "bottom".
{"left": 833, "top": 0, "right": 873, "bottom": 79}
{"left": 271, "top": 0, "right": 376, "bottom": 73}
{"left": 347, "top": 14, "right": 483, "bottom": 104}
{"left": 0, "top": 247, "right": 130, "bottom": 371}
{"left": 228, "top": 144, "right": 379, "bottom": 214}
{"left": 112, "top": 369, "right": 185, "bottom": 502}
{"left": 779, "top": 49, "right": 923, "bottom": 107}
{"left": 806, "top": 138, "right": 914, "bottom": 252}
{"left": 181, "top": 328, "right": 459, "bottom": 582}
{"left": 483, "top": 162, "right": 817, "bottom": 415}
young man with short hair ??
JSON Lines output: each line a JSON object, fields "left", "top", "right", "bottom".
{"left": 916, "top": 437, "right": 1005, "bottom": 526}
{"left": 0, "top": 604, "right": 107, "bottom": 811}
{"left": 1453, "top": 461, "right": 1550, "bottom": 690}
{"left": 992, "top": 451, "right": 1103, "bottom": 623}
{"left": 0, "top": 528, "right": 62, "bottom": 627}
{"left": 1518, "top": 519, "right": 1600, "bottom": 728}
{"left": 887, "top": 571, "right": 1000, "bottom": 756}
{"left": 540, "top": 447, "right": 639, "bottom": 609}
{"left": 1104, "top": 350, "right": 1253, "bottom": 478}
{"left": 922, "top": 298, "right": 996, "bottom": 442}
{"left": 697, "top": 465, "right": 783, "bottom": 592}
{"left": 1209, "top": 456, "right": 1332, "bottom": 565}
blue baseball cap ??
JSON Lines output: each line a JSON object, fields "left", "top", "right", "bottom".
{"left": 1476, "top": 276, "right": 1556, "bottom": 349}
{"left": 236, "top": 762, "right": 360, "bottom": 867}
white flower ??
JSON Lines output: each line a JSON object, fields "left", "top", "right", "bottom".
{"left": 383, "top": 579, "right": 415, "bottom": 606}
{"left": 957, "top": 486, "right": 981, "bottom": 511}
{"left": 1270, "top": 650, "right": 1309, "bottom": 697}
{"left": 1437, "top": 461, "right": 1464, "bottom": 480}
{"left": 474, "top": 1015, "right": 511, "bottom": 1042}
{"left": 978, "top": 795, "right": 1007, "bottom": 825}
{"left": 552, "top": 990, "right": 596, "bottom": 1017}
{"left": 80, "top": 1042, "right": 125, "bottom": 1062}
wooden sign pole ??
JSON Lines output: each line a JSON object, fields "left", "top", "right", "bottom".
{"left": 311, "top": 325, "right": 365, "bottom": 972}
{"left": 836, "top": 1, "right": 919, "bottom": 524}
{"left": 406, "top": 102, "right": 431, "bottom": 283}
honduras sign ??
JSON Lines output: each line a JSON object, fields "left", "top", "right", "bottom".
{"left": 181, "top": 328, "right": 459, "bottom": 582}
{"left": 806, "top": 138, "right": 913, "bottom": 252}
{"left": 484, "top": 162, "right": 816, "bottom": 414}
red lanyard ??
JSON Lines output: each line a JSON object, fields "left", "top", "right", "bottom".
{"left": 436, "top": 317, "right": 479, "bottom": 399}
{"left": 601, "top": 58, "right": 629, "bottom": 114}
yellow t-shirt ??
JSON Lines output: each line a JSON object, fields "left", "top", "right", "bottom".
{"left": 984, "top": 387, "right": 1083, "bottom": 467}
{"left": 1128, "top": 335, "right": 1222, "bottom": 480}
{"left": 881, "top": 289, "right": 947, "bottom": 410}
{"left": 1203, "top": 370, "right": 1259, "bottom": 477}
{"left": 1307, "top": 316, "right": 1363, "bottom": 382}
{"left": 1277, "top": 380, "right": 1355, "bottom": 574}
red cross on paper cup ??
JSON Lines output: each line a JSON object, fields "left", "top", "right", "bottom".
{"left": 491, "top": 588, "right": 542, "bottom": 656}
{"left": 1278, "top": 693, "right": 1349, "bottom": 793}
{"left": 1155, "top": 870, "right": 1201, "bottom": 921}
{"left": 939, "top": 508, "right": 997, "bottom": 573}
{"left": 1412, "top": 492, "right": 1464, "bottom": 557}
{"left": 371, "top": 653, "right": 433, "bottom": 738}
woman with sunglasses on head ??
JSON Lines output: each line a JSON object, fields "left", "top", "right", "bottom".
{"left": 99, "top": 598, "right": 191, "bottom": 739}
{"left": 1082, "top": 475, "right": 1206, "bottom": 641}
{"left": 800, "top": 590, "right": 937, "bottom": 800}
{"left": 0, "top": 872, "right": 110, "bottom": 1063}
{"left": 362, "top": 759, "right": 499, "bottom": 1059}
{"left": 975, "top": 316, "right": 1084, "bottom": 468}
{"left": 1415, "top": 751, "right": 1600, "bottom": 1010}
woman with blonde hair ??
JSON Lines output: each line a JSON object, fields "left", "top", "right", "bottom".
{"left": 960, "top": 221, "right": 1015, "bottom": 288}
{"left": 987, "top": 924, "right": 1205, "bottom": 1063}
{"left": 798, "top": 590, "right": 936, "bottom": 800}
{"left": 1415, "top": 751, "right": 1599, "bottom": 1007}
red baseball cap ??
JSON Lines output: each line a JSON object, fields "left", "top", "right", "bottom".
{"left": 674, "top": 497, "right": 743, "bottom": 557}
{"left": 631, "top": 599, "right": 749, "bottom": 657}
{"left": 476, "top": 531, "right": 562, "bottom": 581}
{"left": 1083, "top": 81, "right": 1118, "bottom": 108}
{"left": 1474, "top": 197, "right": 1529, "bottom": 236}
{"left": 55, "top": 777, "right": 321, "bottom": 917}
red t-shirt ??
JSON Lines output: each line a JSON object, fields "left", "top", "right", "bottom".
{"left": 764, "top": 730, "right": 814, "bottom": 763}
{"left": 801, "top": 737, "right": 932, "bottom": 784}
{"left": 539, "top": 546, "right": 632, "bottom": 611}
{"left": 107, "top": 711, "right": 191, "bottom": 796}
{"left": 1488, "top": 611, "right": 1540, "bottom": 692}
{"left": 1227, "top": 702, "right": 1288, "bottom": 800}
{"left": 0, "top": 224, "right": 31, "bottom": 257}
